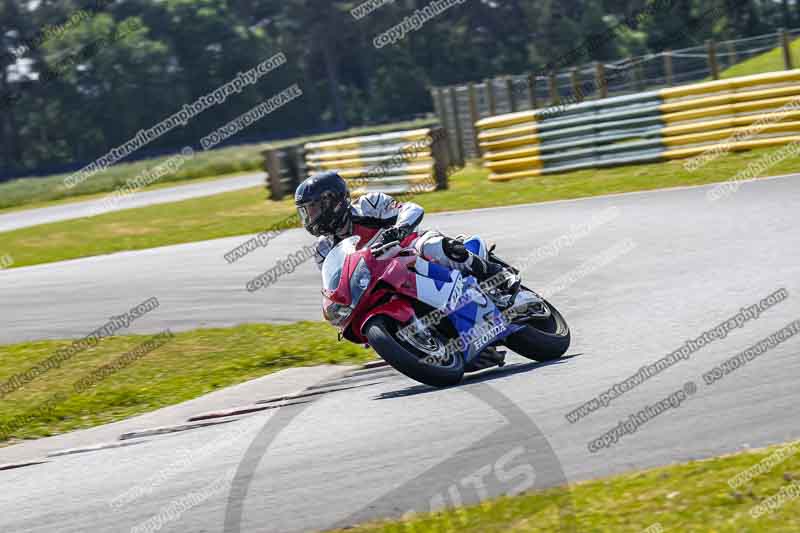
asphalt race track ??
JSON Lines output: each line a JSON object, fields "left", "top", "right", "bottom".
{"left": 1, "top": 175, "right": 799, "bottom": 532}
{"left": 0, "top": 172, "right": 265, "bottom": 233}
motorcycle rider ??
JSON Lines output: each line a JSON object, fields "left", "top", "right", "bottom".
{"left": 295, "top": 171, "right": 508, "bottom": 283}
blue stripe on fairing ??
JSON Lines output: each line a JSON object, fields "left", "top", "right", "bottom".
{"left": 464, "top": 237, "right": 482, "bottom": 256}
{"left": 451, "top": 301, "right": 479, "bottom": 339}
{"left": 427, "top": 261, "right": 452, "bottom": 290}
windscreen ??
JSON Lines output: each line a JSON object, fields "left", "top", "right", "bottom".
{"left": 321, "top": 236, "right": 360, "bottom": 292}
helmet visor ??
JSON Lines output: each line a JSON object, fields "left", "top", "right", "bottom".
{"left": 297, "top": 201, "right": 323, "bottom": 235}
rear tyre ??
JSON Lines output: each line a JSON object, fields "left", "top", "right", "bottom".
{"left": 504, "top": 299, "right": 570, "bottom": 362}
{"left": 364, "top": 316, "right": 464, "bottom": 387}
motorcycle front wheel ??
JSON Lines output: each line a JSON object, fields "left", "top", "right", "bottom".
{"left": 503, "top": 298, "right": 571, "bottom": 362}
{"left": 364, "top": 316, "right": 464, "bottom": 388}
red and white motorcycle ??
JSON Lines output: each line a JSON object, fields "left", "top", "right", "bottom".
{"left": 321, "top": 232, "right": 570, "bottom": 387}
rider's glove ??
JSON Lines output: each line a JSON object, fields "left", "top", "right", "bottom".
{"left": 374, "top": 225, "right": 412, "bottom": 248}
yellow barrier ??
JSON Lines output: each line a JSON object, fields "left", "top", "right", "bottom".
{"left": 475, "top": 69, "right": 800, "bottom": 182}
{"left": 303, "top": 127, "right": 452, "bottom": 194}
{"left": 482, "top": 145, "right": 542, "bottom": 162}
{"left": 309, "top": 152, "right": 433, "bottom": 170}
{"left": 662, "top": 122, "right": 800, "bottom": 147}
{"left": 659, "top": 70, "right": 800, "bottom": 100}
{"left": 662, "top": 96, "right": 800, "bottom": 124}
{"left": 658, "top": 70, "right": 800, "bottom": 158}
{"left": 475, "top": 110, "right": 538, "bottom": 130}
{"left": 659, "top": 86, "right": 800, "bottom": 114}
{"left": 484, "top": 156, "right": 544, "bottom": 173}
{"left": 307, "top": 145, "right": 426, "bottom": 161}
{"left": 305, "top": 128, "right": 432, "bottom": 151}
{"left": 661, "top": 110, "right": 800, "bottom": 137}
{"left": 477, "top": 124, "right": 539, "bottom": 144}
{"left": 334, "top": 162, "right": 434, "bottom": 179}
{"left": 663, "top": 136, "right": 800, "bottom": 159}
{"left": 479, "top": 134, "right": 540, "bottom": 152}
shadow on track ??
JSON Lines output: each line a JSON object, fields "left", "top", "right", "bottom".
{"left": 373, "top": 353, "right": 582, "bottom": 400}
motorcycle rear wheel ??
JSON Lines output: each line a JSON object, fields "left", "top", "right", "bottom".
{"left": 364, "top": 316, "right": 464, "bottom": 388}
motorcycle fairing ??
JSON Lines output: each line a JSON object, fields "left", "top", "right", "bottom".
{"left": 412, "top": 256, "right": 522, "bottom": 363}
{"left": 413, "top": 257, "right": 459, "bottom": 310}
{"left": 463, "top": 235, "right": 487, "bottom": 259}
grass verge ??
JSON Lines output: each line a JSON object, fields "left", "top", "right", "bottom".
{"left": 721, "top": 35, "right": 800, "bottom": 79}
{"left": 0, "top": 185, "right": 295, "bottom": 267}
{"left": 1, "top": 146, "right": 798, "bottom": 268}
{"left": 0, "top": 118, "right": 436, "bottom": 211}
{"left": 0, "top": 170, "right": 262, "bottom": 215}
{"left": 332, "top": 440, "right": 800, "bottom": 532}
{"left": 0, "top": 322, "right": 372, "bottom": 444}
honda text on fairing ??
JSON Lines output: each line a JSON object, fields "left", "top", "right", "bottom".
{"left": 321, "top": 230, "right": 571, "bottom": 387}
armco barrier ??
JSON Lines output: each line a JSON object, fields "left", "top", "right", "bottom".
{"left": 433, "top": 28, "right": 799, "bottom": 162}
{"left": 303, "top": 127, "right": 451, "bottom": 195}
{"left": 475, "top": 70, "right": 800, "bottom": 181}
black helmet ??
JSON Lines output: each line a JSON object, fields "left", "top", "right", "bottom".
{"left": 295, "top": 171, "right": 351, "bottom": 237}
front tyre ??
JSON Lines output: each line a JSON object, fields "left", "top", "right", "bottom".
{"left": 364, "top": 316, "right": 464, "bottom": 388}
{"left": 504, "top": 299, "right": 570, "bottom": 362}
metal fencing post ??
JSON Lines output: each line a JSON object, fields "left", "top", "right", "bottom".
{"left": 781, "top": 29, "right": 794, "bottom": 70}
{"left": 429, "top": 127, "right": 451, "bottom": 190}
{"left": 527, "top": 73, "right": 538, "bottom": 109}
{"left": 595, "top": 62, "right": 608, "bottom": 98}
{"left": 263, "top": 148, "right": 285, "bottom": 201}
{"left": 431, "top": 88, "right": 446, "bottom": 130}
{"left": 283, "top": 146, "right": 304, "bottom": 193}
{"left": 571, "top": 68, "right": 583, "bottom": 102}
{"left": 635, "top": 60, "right": 645, "bottom": 91}
{"left": 448, "top": 87, "right": 465, "bottom": 166}
{"left": 726, "top": 40, "right": 737, "bottom": 69}
{"left": 548, "top": 71, "right": 560, "bottom": 105}
{"left": 434, "top": 87, "right": 455, "bottom": 163}
{"left": 467, "top": 82, "right": 481, "bottom": 158}
{"left": 707, "top": 39, "right": 719, "bottom": 79}
{"left": 664, "top": 50, "right": 674, "bottom": 86}
{"left": 486, "top": 78, "right": 497, "bottom": 116}
{"left": 506, "top": 77, "right": 517, "bottom": 112}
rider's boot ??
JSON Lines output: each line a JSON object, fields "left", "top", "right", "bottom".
{"left": 463, "top": 253, "right": 521, "bottom": 311}
{"left": 465, "top": 252, "right": 517, "bottom": 288}
{"left": 436, "top": 236, "right": 520, "bottom": 299}
{"left": 464, "top": 252, "right": 502, "bottom": 281}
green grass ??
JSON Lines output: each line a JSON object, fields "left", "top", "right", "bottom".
{"left": 720, "top": 35, "right": 800, "bottom": 79}
{"left": 0, "top": 146, "right": 264, "bottom": 212}
{"left": 0, "top": 322, "right": 373, "bottom": 444}
{"left": 333, "top": 440, "right": 800, "bottom": 532}
{"left": 0, "top": 185, "right": 296, "bottom": 267}
{"left": 0, "top": 118, "right": 436, "bottom": 211}
{"left": 0, "top": 170, "right": 260, "bottom": 215}
{"left": 1, "top": 146, "right": 798, "bottom": 269}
